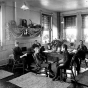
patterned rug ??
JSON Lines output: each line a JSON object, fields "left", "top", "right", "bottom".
{"left": 9, "top": 72, "right": 70, "bottom": 88}
{"left": 0, "top": 70, "right": 13, "bottom": 79}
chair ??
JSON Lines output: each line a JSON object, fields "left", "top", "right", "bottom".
{"left": 79, "top": 58, "right": 88, "bottom": 70}
{"left": 21, "top": 47, "right": 27, "bottom": 52}
{"left": 12, "top": 56, "right": 25, "bottom": 74}
{"left": 81, "top": 53, "right": 88, "bottom": 69}
{"left": 40, "top": 62, "right": 49, "bottom": 77}
{"left": 78, "top": 50, "right": 88, "bottom": 70}
{"left": 60, "top": 54, "right": 77, "bottom": 82}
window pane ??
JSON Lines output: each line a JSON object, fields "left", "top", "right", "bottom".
{"left": 0, "top": 6, "right": 2, "bottom": 46}
{"left": 66, "top": 27, "right": 77, "bottom": 42}
{"left": 82, "top": 15, "right": 88, "bottom": 42}
{"left": 64, "top": 16, "right": 76, "bottom": 28}
{"left": 82, "top": 15, "right": 88, "bottom": 28}
{"left": 64, "top": 15, "right": 77, "bottom": 42}
{"left": 41, "top": 13, "right": 51, "bottom": 44}
{"left": 84, "top": 28, "right": 88, "bottom": 42}
{"left": 42, "top": 30, "right": 49, "bottom": 44}
{"left": 41, "top": 14, "right": 51, "bottom": 30}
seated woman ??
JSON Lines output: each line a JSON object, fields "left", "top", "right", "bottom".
{"left": 39, "top": 46, "right": 47, "bottom": 62}
{"left": 52, "top": 44, "right": 70, "bottom": 81}
{"left": 33, "top": 45, "right": 43, "bottom": 67}
{"left": 13, "top": 41, "right": 23, "bottom": 61}
{"left": 73, "top": 40, "right": 87, "bottom": 74}
{"left": 25, "top": 45, "right": 45, "bottom": 71}
{"left": 32, "top": 40, "right": 41, "bottom": 48}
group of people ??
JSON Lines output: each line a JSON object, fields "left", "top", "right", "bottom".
{"left": 13, "top": 40, "right": 46, "bottom": 72}
{"left": 13, "top": 39, "right": 88, "bottom": 81}
{"left": 52, "top": 40, "right": 87, "bottom": 81}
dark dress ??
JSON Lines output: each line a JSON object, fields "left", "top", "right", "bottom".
{"left": 25, "top": 48, "right": 44, "bottom": 70}
{"left": 33, "top": 53, "right": 44, "bottom": 67}
{"left": 77, "top": 44, "right": 87, "bottom": 60}
{"left": 74, "top": 44, "right": 87, "bottom": 74}
{"left": 13, "top": 46, "right": 23, "bottom": 61}
{"left": 39, "top": 46, "right": 47, "bottom": 62}
{"left": 53, "top": 50, "right": 70, "bottom": 80}
{"left": 24, "top": 47, "right": 35, "bottom": 69}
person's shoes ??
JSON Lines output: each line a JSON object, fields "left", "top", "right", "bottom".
{"left": 52, "top": 77, "right": 57, "bottom": 81}
{"left": 49, "top": 72, "right": 54, "bottom": 78}
{"left": 63, "top": 78, "right": 66, "bottom": 82}
{"left": 77, "top": 71, "right": 80, "bottom": 75}
{"left": 52, "top": 77, "right": 60, "bottom": 81}
{"left": 52, "top": 78, "right": 56, "bottom": 81}
{"left": 55, "top": 76, "right": 61, "bottom": 81}
{"left": 55, "top": 78, "right": 60, "bottom": 81}
{"left": 25, "top": 68, "right": 29, "bottom": 71}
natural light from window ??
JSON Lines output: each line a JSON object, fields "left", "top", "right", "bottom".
{"left": 66, "top": 27, "right": 77, "bottom": 42}
{"left": 84, "top": 28, "right": 88, "bottom": 42}
{"left": 42, "top": 30, "right": 49, "bottom": 44}
{"left": 0, "top": 7, "right": 2, "bottom": 46}
{"left": 52, "top": 25, "right": 58, "bottom": 40}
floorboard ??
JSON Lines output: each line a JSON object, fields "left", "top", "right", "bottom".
{"left": 0, "top": 61, "right": 88, "bottom": 88}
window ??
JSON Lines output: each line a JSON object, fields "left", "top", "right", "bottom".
{"left": 64, "top": 15, "right": 77, "bottom": 42}
{"left": 82, "top": 14, "right": 88, "bottom": 42}
{"left": 0, "top": 6, "right": 2, "bottom": 46}
{"left": 41, "top": 13, "right": 52, "bottom": 44}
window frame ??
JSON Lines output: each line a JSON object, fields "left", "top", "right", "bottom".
{"left": 40, "top": 11, "right": 53, "bottom": 44}
{"left": 63, "top": 15, "right": 77, "bottom": 42}
{"left": 82, "top": 14, "right": 88, "bottom": 42}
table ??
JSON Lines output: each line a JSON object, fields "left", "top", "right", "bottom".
{"left": 44, "top": 50, "right": 64, "bottom": 63}
{"left": 43, "top": 50, "right": 76, "bottom": 74}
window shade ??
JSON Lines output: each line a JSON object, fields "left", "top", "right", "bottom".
{"left": 82, "top": 14, "right": 88, "bottom": 28}
{"left": 82, "top": 14, "right": 88, "bottom": 42}
{"left": 64, "top": 15, "right": 77, "bottom": 42}
{"left": 64, "top": 15, "right": 76, "bottom": 28}
{"left": 41, "top": 14, "right": 51, "bottom": 30}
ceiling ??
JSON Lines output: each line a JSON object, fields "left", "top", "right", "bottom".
{"left": 1, "top": 0, "right": 88, "bottom": 12}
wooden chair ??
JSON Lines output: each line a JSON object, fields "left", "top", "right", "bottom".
{"left": 12, "top": 56, "right": 25, "bottom": 74}
{"left": 78, "top": 50, "right": 88, "bottom": 70}
{"left": 40, "top": 62, "right": 49, "bottom": 76}
{"left": 60, "top": 55, "right": 77, "bottom": 82}
{"left": 81, "top": 53, "right": 88, "bottom": 69}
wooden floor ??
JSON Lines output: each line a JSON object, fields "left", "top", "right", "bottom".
{"left": 0, "top": 61, "right": 88, "bottom": 88}
{"left": 0, "top": 65, "right": 23, "bottom": 88}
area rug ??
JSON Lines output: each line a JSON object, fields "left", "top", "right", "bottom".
{"left": 0, "top": 70, "right": 13, "bottom": 79}
{"left": 68, "top": 69, "right": 88, "bottom": 88}
{"left": 9, "top": 72, "right": 70, "bottom": 88}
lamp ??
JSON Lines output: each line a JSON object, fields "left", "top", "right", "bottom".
{"left": 21, "top": 2, "right": 29, "bottom": 10}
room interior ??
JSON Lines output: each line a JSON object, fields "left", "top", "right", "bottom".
{"left": 0, "top": 0, "right": 88, "bottom": 87}
{"left": 0, "top": 0, "right": 88, "bottom": 66}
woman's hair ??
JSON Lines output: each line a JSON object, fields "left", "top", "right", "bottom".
{"left": 63, "top": 44, "right": 68, "bottom": 50}
{"left": 16, "top": 41, "right": 19, "bottom": 44}
{"left": 32, "top": 45, "right": 39, "bottom": 49}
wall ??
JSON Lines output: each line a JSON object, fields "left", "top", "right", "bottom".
{"left": 60, "top": 9, "right": 88, "bottom": 48}
{"left": 0, "top": 1, "right": 58, "bottom": 66}
{"left": 0, "top": 2, "right": 15, "bottom": 66}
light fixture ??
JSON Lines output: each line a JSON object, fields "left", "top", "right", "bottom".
{"left": 21, "top": 2, "right": 29, "bottom": 10}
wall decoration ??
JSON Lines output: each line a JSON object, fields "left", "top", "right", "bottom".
{"left": 7, "top": 20, "right": 43, "bottom": 38}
